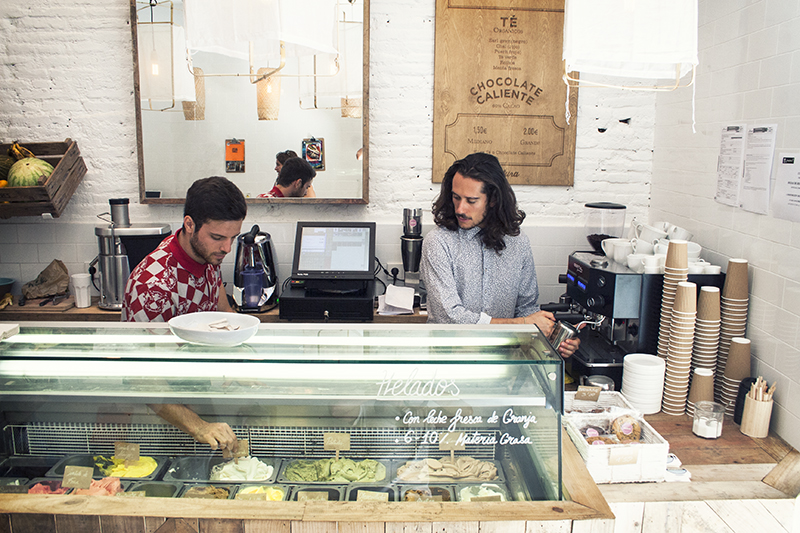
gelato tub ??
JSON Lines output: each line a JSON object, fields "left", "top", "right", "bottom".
{"left": 456, "top": 483, "right": 509, "bottom": 502}
{"left": 234, "top": 484, "right": 288, "bottom": 501}
{"left": 345, "top": 485, "right": 397, "bottom": 502}
{"left": 279, "top": 458, "right": 388, "bottom": 483}
{"left": 72, "top": 477, "right": 127, "bottom": 496}
{"left": 127, "top": 481, "right": 181, "bottom": 498}
{"left": 399, "top": 485, "right": 454, "bottom": 502}
{"left": 180, "top": 484, "right": 233, "bottom": 499}
{"left": 27, "top": 479, "right": 71, "bottom": 495}
{"left": 46, "top": 455, "right": 165, "bottom": 480}
{"left": 0, "top": 456, "right": 60, "bottom": 479}
{"left": 395, "top": 457, "right": 502, "bottom": 483}
{"left": 164, "top": 456, "right": 279, "bottom": 483}
{"left": 290, "top": 485, "right": 344, "bottom": 501}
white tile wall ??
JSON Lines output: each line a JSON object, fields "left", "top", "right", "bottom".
{"left": 652, "top": 0, "right": 800, "bottom": 450}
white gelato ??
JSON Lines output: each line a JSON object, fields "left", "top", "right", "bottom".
{"left": 209, "top": 456, "right": 273, "bottom": 481}
{"left": 459, "top": 484, "right": 507, "bottom": 501}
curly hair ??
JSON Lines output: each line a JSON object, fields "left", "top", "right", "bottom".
{"left": 276, "top": 150, "right": 298, "bottom": 165}
{"left": 431, "top": 153, "right": 525, "bottom": 253}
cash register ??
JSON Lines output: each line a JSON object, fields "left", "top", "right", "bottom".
{"left": 279, "top": 221, "right": 376, "bottom": 321}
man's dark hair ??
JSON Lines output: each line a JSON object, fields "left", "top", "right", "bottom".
{"left": 276, "top": 150, "right": 298, "bottom": 165}
{"left": 276, "top": 157, "right": 316, "bottom": 187}
{"left": 431, "top": 152, "right": 525, "bottom": 253}
{"left": 184, "top": 176, "right": 247, "bottom": 230}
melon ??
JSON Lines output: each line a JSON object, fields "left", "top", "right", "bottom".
{"left": 7, "top": 157, "right": 54, "bottom": 187}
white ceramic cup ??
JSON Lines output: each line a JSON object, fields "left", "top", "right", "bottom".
{"left": 704, "top": 265, "right": 722, "bottom": 274}
{"left": 601, "top": 237, "right": 630, "bottom": 259}
{"left": 626, "top": 253, "right": 647, "bottom": 273}
{"left": 71, "top": 273, "right": 92, "bottom": 309}
{"left": 613, "top": 241, "right": 634, "bottom": 264}
{"left": 668, "top": 225, "right": 693, "bottom": 241}
{"left": 631, "top": 237, "right": 655, "bottom": 254}
{"left": 653, "top": 221, "right": 671, "bottom": 232}
{"left": 643, "top": 265, "right": 663, "bottom": 274}
{"left": 688, "top": 263, "right": 706, "bottom": 274}
{"left": 687, "top": 241, "right": 702, "bottom": 260}
{"left": 654, "top": 240, "right": 669, "bottom": 255}
{"left": 634, "top": 223, "right": 668, "bottom": 243}
{"left": 642, "top": 254, "right": 666, "bottom": 267}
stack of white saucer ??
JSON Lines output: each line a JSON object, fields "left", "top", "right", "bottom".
{"left": 715, "top": 258, "right": 749, "bottom": 404}
{"left": 662, "top": 281, "right": 696, "bottom": 416}
{"left": 621, "top": 353, "right": 666, "bottom": 414}
{"left": 656, "top": 241, "right": 688, "bottom": 359}
{"left": 692, "top": 286, "right": 721, "bottom": 375}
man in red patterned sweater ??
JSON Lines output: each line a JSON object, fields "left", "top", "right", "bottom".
{"left": 122, "top": 176, "right": 247, "bottom": 452}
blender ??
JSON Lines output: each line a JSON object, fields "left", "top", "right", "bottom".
{"left": 584, "top": 202, "right": 626, "bottom": 253}
{"left": 233, "top": 225, "right": 279, "bottom": 312}
{"left": 401, "top": 208, "right": 423, "bottom": 288}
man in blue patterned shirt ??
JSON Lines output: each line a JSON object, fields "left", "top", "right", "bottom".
{"left": 421, "top": 153, "right": 580, "bottom": 358}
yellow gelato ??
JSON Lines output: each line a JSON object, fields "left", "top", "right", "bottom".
{"left": 94, "top": 455, "right": 158, "bottom": 478}
{"left": 236, "top": 485, "right": 285, "bottom": 501}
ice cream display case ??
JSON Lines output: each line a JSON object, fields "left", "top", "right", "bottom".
{"left": 0, "top": 322, "right": 610, "bottom": 524}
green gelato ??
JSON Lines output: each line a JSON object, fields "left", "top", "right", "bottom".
{"left": 284, "top": 458, "right": 386, "bottom": 483}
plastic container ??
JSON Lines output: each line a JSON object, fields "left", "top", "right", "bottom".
{"left": 585, "top": 202, "right": 627, "bottom": 252}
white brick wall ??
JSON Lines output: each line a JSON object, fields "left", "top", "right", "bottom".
{"left": 652, "top": 0, "right": 800, "bottom": 450}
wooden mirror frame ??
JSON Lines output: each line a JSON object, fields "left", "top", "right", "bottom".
{"left": 129, "top": 0, "right": 369, "bottom": 205}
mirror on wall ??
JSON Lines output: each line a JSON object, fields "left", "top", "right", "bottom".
{"left": 130, "top": 0, "right": 368, "bottom": 204}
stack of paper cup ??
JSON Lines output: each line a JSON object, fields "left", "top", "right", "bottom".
{"left": 687, "top": 368, "right": 715, "bottom": 417}
{"left": 716, "top": 259, "right": 749, "bottom": 402}
{"left": 656, "top": 240, "right": 689, "bottom": 359}
{"left": 621, "top": 353, "right": 666, "bottom": 415}
{"left": 662, "top": 281, "right": 696, "bottom": 415}
{"left": 693, "top": 286, "right": 721, "bottom": 374}
{"left": 720, "top": 337, "right": 751, "bottom": 415}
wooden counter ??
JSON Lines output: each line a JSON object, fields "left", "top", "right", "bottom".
{"left": 0, "top": 298, "right": 429, "bottom": 324}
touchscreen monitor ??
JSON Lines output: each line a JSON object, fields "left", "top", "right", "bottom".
{"left": 291, "top": 222, "right": 376, "bottom": 281}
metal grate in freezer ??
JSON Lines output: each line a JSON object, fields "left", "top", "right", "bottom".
{"left": 7, "top": 423, "right": 499, "bottom": 460}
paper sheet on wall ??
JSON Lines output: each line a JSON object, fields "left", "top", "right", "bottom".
{"left": 715, "top": 124, "right": 746, "bottom": 207}
{"left": 740, "top": 124, "right": 777, "bottom": 214}
{"left": 771, "top": 154, "right": 800, "bottom": 223}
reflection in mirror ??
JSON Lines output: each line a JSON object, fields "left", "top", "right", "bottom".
{"left": 131, "top": 0, "right": 368, "bottom": 203}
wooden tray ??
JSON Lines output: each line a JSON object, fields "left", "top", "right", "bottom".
{"left": 22, "top": 295, "right": 76, "bottom": 312}
{"left": 0, "top": 139, "right": 87, "bottom": 218}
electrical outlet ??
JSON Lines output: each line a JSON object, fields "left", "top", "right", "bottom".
{"left": 387, "top": 263, "right": 403, "bottom": 276}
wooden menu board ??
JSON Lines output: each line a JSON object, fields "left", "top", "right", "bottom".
{"left": 433, "top": 0, "right": 577, "bottom": 185}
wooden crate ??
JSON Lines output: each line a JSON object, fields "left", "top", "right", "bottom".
{"left": 0, "top": 139, "right": 87, "bottom": 218}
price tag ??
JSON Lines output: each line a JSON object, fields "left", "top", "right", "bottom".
{"left": 118, "top": 491, "right": 146, "bottom": 497}
{"left": 608, "top": 446, "right": 639, "bottom": 465}
{"left": 471, "top": 495, "right": 502, "bottom": 502}
{"left": 62, "top": 465, "right": 93, "bottom": 489}
{"left": 222, "top": 439, "right": 249, "bottom": 459}
{"left": 115, "top": 441, "right": 140, "bottom": 462}
{"left": 0, "top": 485, "right": 26, "bottom": 493}
{"left": 296, "top": 491, "right": 329, "bottom": 501}
{"left": 438, "top": 432, "right": 465, "bottom": 452}
{"left": 356, "top": 490, "right": 389, "bottom": 502}
{"left": 324, "top": 433, "right": 350, "bottom": 451}
{"left": 235, "top": 492, "right": 265, "bottom": 501}
{"left": 575, "top": 385, "right": 602, "bottom": 402}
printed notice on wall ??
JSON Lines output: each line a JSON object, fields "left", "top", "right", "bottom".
{"left": 740, "top": 124, "right": 777, "bottom": 215}
{"left": 772, "top": 154, "right": 800, "bottom": 223}
{"left": 432, "top": 0, "right": 577, "bottom": 185}
{"left": 715, "top": 124, "right": 746, "bottom": 207}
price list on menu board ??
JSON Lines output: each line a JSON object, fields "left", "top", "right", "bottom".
{"left": 433, "top": 0, "right": 577, "bottom": 185}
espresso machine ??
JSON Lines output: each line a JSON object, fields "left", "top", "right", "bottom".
{"left": 401, "top": 208, "right": 424, "bottom": 289}
{"left": 232, "top": 225, "right": 279, "bottom": 312}
{"left": 558, "top": 253, "right": 725, "bottom": 389}
{"left": 91, "top": 198, "right": 172, "bottom": 310}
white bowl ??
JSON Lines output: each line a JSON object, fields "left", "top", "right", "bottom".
{"left": 168, "top": 311, "right": 260, "bottom": 346}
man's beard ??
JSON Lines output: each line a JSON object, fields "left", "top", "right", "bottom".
{"left": 189, "top": 232, "right": 223, "bottom": 265}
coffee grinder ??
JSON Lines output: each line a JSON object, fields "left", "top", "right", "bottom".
{"left": 233, "top": 225, "right": 279, "bottom": 312}
{"left": 400, "top": 208, "right": 423, "bottom": 289}
{"left": 91, "top": 198, "right": 172, "bottom": 310}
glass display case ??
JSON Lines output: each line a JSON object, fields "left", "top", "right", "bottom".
{"left": 0, "top": 322, "right": 563, "bottom": 505}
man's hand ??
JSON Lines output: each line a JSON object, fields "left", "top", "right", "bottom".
{"left": 525, "top": 310, "right": 556, "bottom": 337}
{"left": 558, "top": 337, "right": 581, "bottom": 359}
{"left": 192, "top": 421, "right": 239, "bottom": 452}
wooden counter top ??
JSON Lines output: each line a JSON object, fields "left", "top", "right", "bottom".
{"left": 0, "top": 298, "right": 429, "bottom": 324}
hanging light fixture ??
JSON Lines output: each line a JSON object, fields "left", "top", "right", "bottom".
{"left": 257, "top": 68, "right": 281, "bottom": 120}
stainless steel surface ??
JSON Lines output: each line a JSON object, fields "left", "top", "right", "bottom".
{"left": 109, "top": 198, "right": 131, "bottom": 228}
{"left": 402, "top": 208, "right": 423, "bottom": 237}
